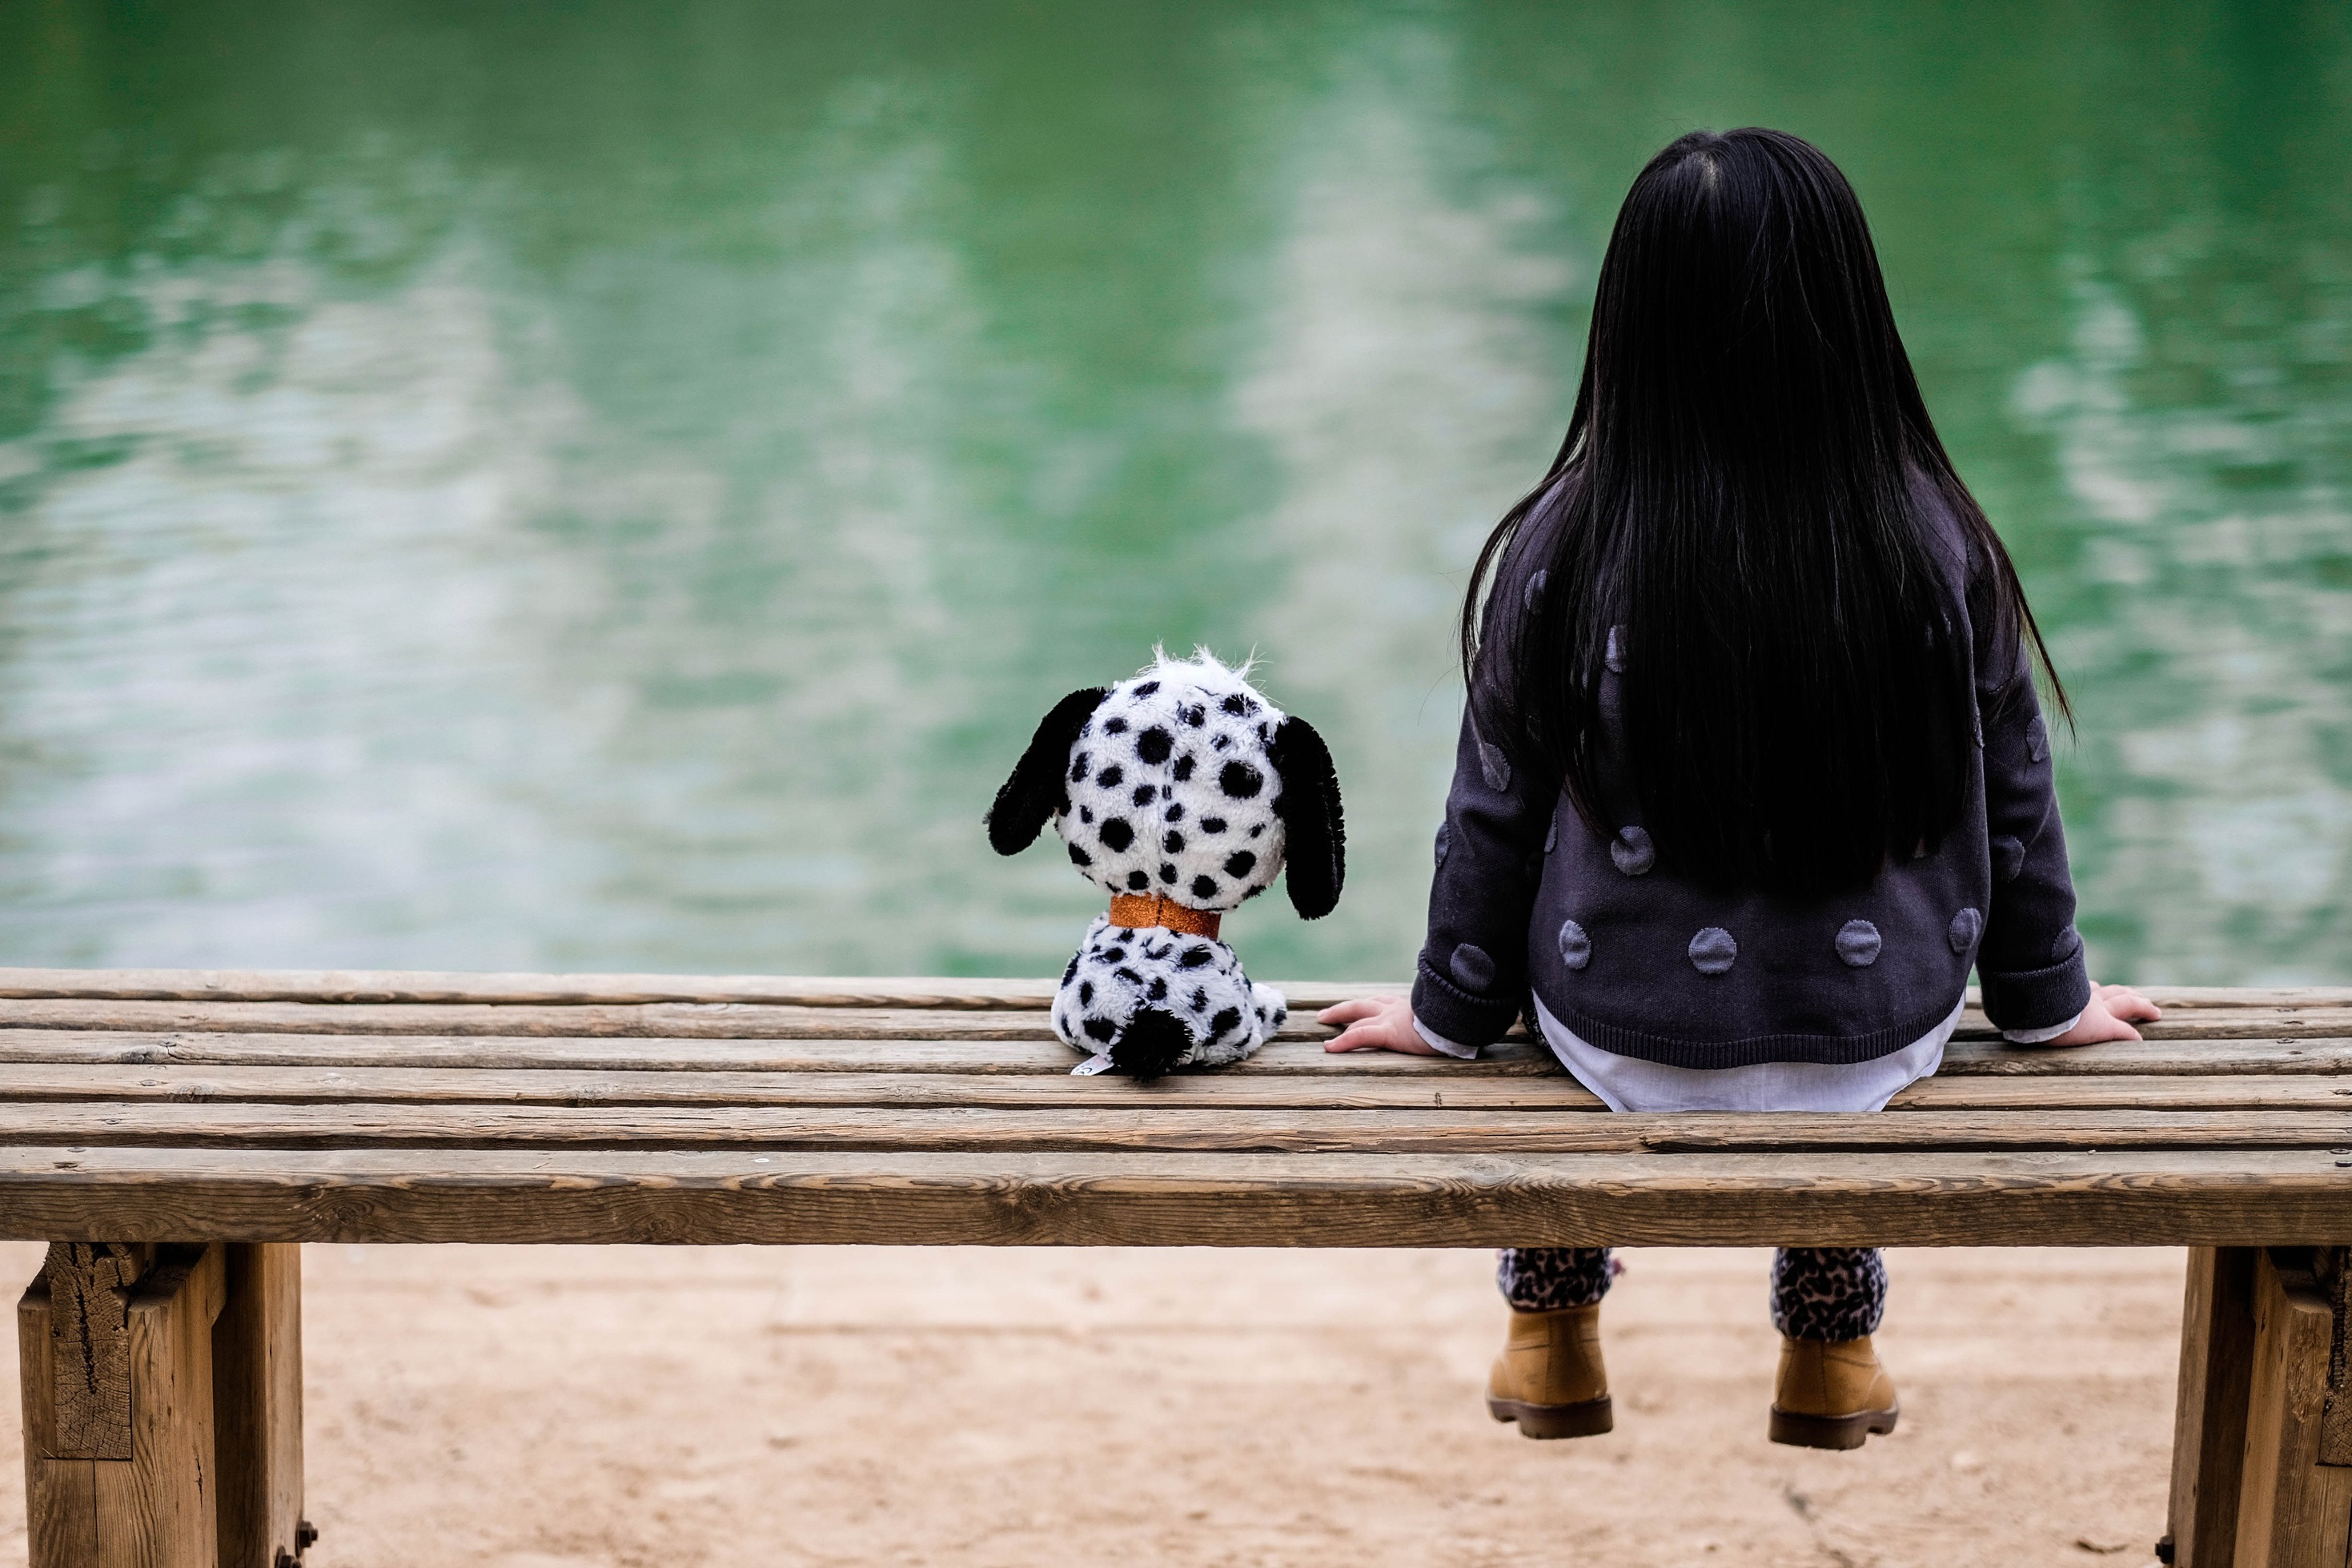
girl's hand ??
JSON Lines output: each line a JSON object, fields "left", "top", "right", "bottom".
{"left": 1318, "top": 996, "right": 1444, "bottom": 1055}
{"left": 2047, "top": 983, "right": 2161, "bottom": 1045}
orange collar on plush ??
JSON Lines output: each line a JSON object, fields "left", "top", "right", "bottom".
{"left": 1108, "top": 892, "right": 1222, "bottom": 940}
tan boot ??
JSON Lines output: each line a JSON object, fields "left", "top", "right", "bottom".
{"left": 1769, "top": 1334, "right": 1899, "bottom": 1450}
{"left": 1486, "top": 1304, "right": 1613, "bottom": 1439}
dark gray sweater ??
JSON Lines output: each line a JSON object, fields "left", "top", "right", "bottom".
{"left": 1411, "top": 494, "right": 2092, "bottom": 1069}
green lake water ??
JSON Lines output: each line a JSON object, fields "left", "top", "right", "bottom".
{"left": 2, "top": 1, "right": 2346, "bottom": 985}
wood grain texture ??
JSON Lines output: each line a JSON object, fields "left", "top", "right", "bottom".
{"left": 17, "top": 1272, "right": 100, "bottom": 1568}
{"left": 2, "top": 1101, "right": 2350, "bottom": 1153}
{"left": 6, "top": 1145, "right": 2352, "bottom": 1247}
{"left": 0, "top": 966, "right": 2336, "bottom": 1011}
{"left": 2169, "top": 1247, "right": 2258, "bottom": 1568}
{"left": 4, "top": 996, "right": 2348, "bottom": 1042}
{"left": 43, "top": 1241, "right": 151, "bottom": 1460}
{"left": 0, "top": 1029, "right": 1562, "bottom": 1075}
{"left": 98, "top": 1242, "right": 226, "bottom": 1568}
{"left": 2233, "top": 1250, "right": 2352, "bottom": 1568}
{"left": 0, "top": 968, "right": 1074, "bottom": 1009}
{"left": 0, "top": 999, "right": 1089, "bottom": 1040}
{"left": 6, "top": 1027, "right": 2350, "bottom": 1077}
{"left": 0, "top": 1062, "right": 1605, "bottom": 1109}
{"left": 211, "top": 1244, "right": 303, "bottom": 1568}
{"left": 12, "top": 1062, "right": 2352, "bottom": 1111}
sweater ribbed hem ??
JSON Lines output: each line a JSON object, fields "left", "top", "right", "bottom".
{"left": 1411, "top": 960, "right": 1520, "bottom": 1049}
{"left": 1539, "top": 989, "right": 1967, "bottom": 1071}
{"left": 1980, "top": 948, "right": 2093, "bottom": 1039}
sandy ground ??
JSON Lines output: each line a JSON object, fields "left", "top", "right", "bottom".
{"left": 0, "top": 1241, "right": 2183, "bottom": 1568}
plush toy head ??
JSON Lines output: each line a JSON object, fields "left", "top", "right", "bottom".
{"left": 986, "top": 650, "right": 1345, "bottom": 920}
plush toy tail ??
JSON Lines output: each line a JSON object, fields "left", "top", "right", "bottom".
{"left": 1110, "top": 1008, "right": 1192, "bottom": 1082}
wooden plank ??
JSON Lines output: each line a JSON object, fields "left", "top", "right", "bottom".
{"left": 1896, "top": 1077, "right": 2352, "bottom": 1110}
{"left": 0, "top": 968, "right": 1069, "bottom": 1009}
{"left": 0, "top": 1062, "right": 1597, "bottom": 1109}
{"left": 2, "top": 995, "right": 2346, "bottom": 1042}
{"left": 0, "top": 967, "right": 2334, "bottom": 1013}
{"left": 11, "top": 1063, "right": 2352, "bottom": 1113}
{"left": 0, "top": 1101, "right": 2349, "bottom": 1153}
{"left": 0, "top": 999, "right": 1088, "bottom": 1040}
{"left": 5, "top": 1144, "right": 2352, "bottom": 1248}
{"left": 0, "top": 968, "right": 1419, "bottom": 1012}
{"left": 2234, "top": 1249, "right": 2352, "bottom": 1567}
{"left": 211, "top": 1244, "right": 303, "bottom": 1568}
{"left": 2169, "top": 1247, "right": 2258, "bottom": 1568}
{"left": 9, "top": 1027, "right": 2352, "bottom": 1079}
{"left": 1941, "top": 1039, "right": 2352, "bottom": 1077}
{"left": 0, "top": 1029, "right": 1563, "bottom": 1075}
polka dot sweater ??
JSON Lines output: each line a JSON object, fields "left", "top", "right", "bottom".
{"left": 1412, "top": 503, "right": 2093, "bottom": 1071}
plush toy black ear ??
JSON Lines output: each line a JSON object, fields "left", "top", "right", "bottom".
{"left": 985, "top": 687, "right": 1110, "bottom": 856}
{"left": 1268, "top": 715, "right": 1345, "bottom": 919}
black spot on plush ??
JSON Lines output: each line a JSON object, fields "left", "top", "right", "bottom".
{"left": 1110, "top": 1007, "right": 1191, "bottom": 1081}
{"left": 984, "top": 650, "right": 1347, "bottom": 1075}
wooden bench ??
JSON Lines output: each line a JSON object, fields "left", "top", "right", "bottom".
{"left": 4, "top": 969, "right": 2351, "bottom": 1567}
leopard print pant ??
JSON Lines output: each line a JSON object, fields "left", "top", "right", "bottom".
{"left": 1497, "top": 1246, "right": 1886, "bottom": 1341}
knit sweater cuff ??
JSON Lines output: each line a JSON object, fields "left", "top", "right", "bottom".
{"left": 1412, "top": 1017, "right": 1483, "bottom": 1060}
{"left": 1980, "top": 948, "right": 2093, "bottom": 1038}
{"left": 1411, "top": 958, "right": 1521, "bottom": 1050}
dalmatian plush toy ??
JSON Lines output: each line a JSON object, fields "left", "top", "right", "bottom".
{"left": 985, "top": 650, "right": 1345, "bottom": 1080}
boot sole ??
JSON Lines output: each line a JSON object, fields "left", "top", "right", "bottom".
{"left": 1487, "top": 1394, "right": 1614, "bottom": 1439}
{"left": 1768, "top": 1403, "right": 1899, "bottom": 1450}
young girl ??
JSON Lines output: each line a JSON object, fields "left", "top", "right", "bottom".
{"left": 1316, "top": 128, "right": 2158, "bottom": 1451}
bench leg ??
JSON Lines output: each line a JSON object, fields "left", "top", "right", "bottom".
{"left": 18, "top": 1243, "right": 227, "bottom": 1567}
{"left": 211, "top": 1245, "right": 309, "bottom": 1568}
{"left": 16, "top": 1243, "right": 312, "bottom": 1568}
{"left": 2171, "top": 1247, "right": 2262, "bottom": 1566}
{"left": 2232, "top": 1249, "right": 2352, "bottom": 1567}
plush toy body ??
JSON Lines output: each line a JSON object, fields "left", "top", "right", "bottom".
{"left": 1050, "top": 912, "right": 1289, "bottom": 1073}
{"left": 986, "top": 652, "right": 1345, "bottom": 1079}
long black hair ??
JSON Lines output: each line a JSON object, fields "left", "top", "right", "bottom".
{"left": 1463, "top": 127, "right": 2065, "bottom": 899}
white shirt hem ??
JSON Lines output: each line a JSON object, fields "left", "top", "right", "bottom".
{"left": 1531, "top": 995, "right": 1966, "bottom": 1113}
